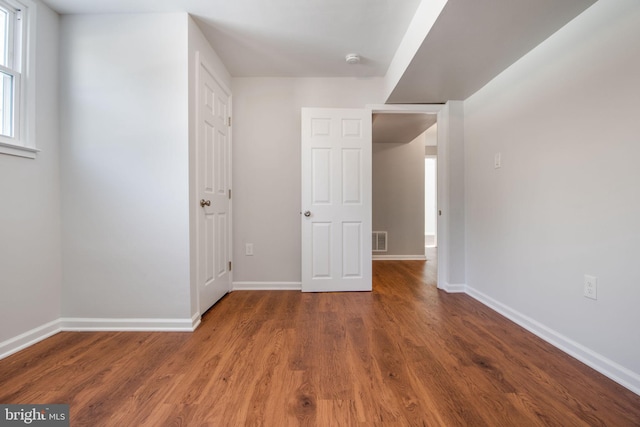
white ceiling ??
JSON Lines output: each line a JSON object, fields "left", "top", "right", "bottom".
{"left": 41, "top": 0, "right": 422, "bottom": 77}
{"left": 42, "top": 0, "right": 597, "bottom": 102}
{"left": 387, "top": 0, "right": 598, "bottom": 103}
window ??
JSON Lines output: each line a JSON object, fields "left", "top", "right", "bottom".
{"left": 0, "top": 0, "right": 36, "bottom": 159}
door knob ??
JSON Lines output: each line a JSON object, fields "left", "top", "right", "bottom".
{"left": 200, "top": 199, "right": 211, "bottom": 207}
{"left": 303, "top": 211, "right": 311, "bottom": 217}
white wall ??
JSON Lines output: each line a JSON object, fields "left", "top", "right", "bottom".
{"left": 465, "top": 0, "right": 640, "bottom": 391}
{"left": 373, "top": 134, "right": 425, "bottom": 257}
{"left": 0, "top": 1, "right": 61, "bottom": 349}
{"left": 446, "top": 102, "right": 465, "bottom": 285}
{"left": 187, "top": 16, "right": 232, "bottom": 316}
{"left": 59, "top": 14, "right": 192, "bottom": 320}
{"left": 436, "top": 101, "right": 465, "bottom": 290}
{"left": 231, "top": 77, "right": 385, "bottom": 285}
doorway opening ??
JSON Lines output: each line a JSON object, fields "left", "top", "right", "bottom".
{"left": 369, "top": 105, "right": 448, "bottom": 287}
{"left": 371, "top": 108, "right": 440, "bottom": 287}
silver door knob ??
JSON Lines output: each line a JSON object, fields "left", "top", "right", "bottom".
{"left": 303, "top": 211, "right": 311, "bottom": 217}
{"left": 200, "top": 199, "right": 211, "bottom": 207}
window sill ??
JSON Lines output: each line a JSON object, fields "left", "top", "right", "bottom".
{"left": 0, "top": 141, "right": 39, "bottom": 159}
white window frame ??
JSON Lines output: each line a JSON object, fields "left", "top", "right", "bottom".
{"left": 0, "top": 0, "right": 36, "bottom": 159}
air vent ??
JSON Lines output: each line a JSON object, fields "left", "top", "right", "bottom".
{"left": 372, "top": 231, "right": 387, "bottom": 252}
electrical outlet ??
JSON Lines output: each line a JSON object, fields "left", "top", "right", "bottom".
{"left": 584, "top": 275, "right": 597, "bottom": 300}
{"left": 245, "top": 243, "right": 254, "bottom": 256}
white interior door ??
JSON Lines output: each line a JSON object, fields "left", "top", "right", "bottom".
{"left": 301, "top": 108, "right": 372, "bottom": 292}
{"left": 197, "top": 55, "right": 231, "bottom": 314}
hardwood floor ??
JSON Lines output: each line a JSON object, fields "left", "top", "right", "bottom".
{"left": 2, "top": 256, "right": 639, "bottom": 426}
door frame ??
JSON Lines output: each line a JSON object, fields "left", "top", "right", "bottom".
{"left": 368, "top": 104, "right": 449, "bottom": 291}
{"left": 192, "top": 51, "right": 233, "bottom": 322}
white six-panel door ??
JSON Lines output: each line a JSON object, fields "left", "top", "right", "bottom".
{"left": 301, "top": 108, "right": 372, "bottom": 292}
{"left": 197, "top": 54, "right": 231, "bottom": 314}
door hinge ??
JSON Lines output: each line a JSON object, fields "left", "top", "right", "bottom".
{"left": 228, "top": 189, "right": 232, "bottom": 199}
{"left": 228, "top": 261, "right": 232, "bottom": 271}
{"left": 227, "top": 116, "right": 232, "bottom": 127}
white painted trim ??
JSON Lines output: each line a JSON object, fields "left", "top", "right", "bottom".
{"left": 440, "top": 282, "right": 467, "bottom": 293}
{"left": 59, "top": 317, "right": 196, "bottom": 332}
{"left": 0, "top": 0, "right": 38, "bottom": 156}
{"left": 368, "top": 103, "right": 449, "bottom": 294}
{"left": 0, "top": 141, "right": 39, "bottom": 158}
{"left": 466, "top": 286, "right": 640, "bottom": 396}
{"left": 0, "top": 319, "right": 61, "bottom": 360}
{"left": 191, "top": 312, "right": 202, "bottom": 330}
{"left": 373, "top": 255, "right": 427, "bottom": 261}
{"left": 1, "top": 315, "right": 200, "bottom": 360}
{"left": 21, "top": 0, "right": 38, "bottom": 152}
{"left": 232, "top": 281, "right": 302, "bottom": 291}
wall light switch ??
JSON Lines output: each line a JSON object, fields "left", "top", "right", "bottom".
{"left": 494, "top": 152, "right": 502, "bottom": 169}
{"left": 245, "top": 243, "right": 254, "bottom": 256}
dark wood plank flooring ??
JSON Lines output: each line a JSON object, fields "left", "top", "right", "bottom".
{"left": 1, "top": 254, "right": 639, "bottom": 426}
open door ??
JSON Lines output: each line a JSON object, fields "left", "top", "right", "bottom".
{"left": 301, "top": 108, "right": 372, "bottom": 292}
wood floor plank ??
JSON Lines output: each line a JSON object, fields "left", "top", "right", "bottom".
{"left": 1, "top": 254, "right": 639, "bottom": 425}
{"left": 345, "top": 319, "right": 402, "bottom": 424}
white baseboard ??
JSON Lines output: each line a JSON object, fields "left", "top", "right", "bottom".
{"left": 191, "top": 312, "right": 202, "bottom": 330}
{"left": 60, "top": 317, "right": 197, "bottom": 332}
{"left": 0, "top": 319, "right": 61, "bottom": 360}
{"left": 373, "top": 255, "right": 427, "bottom": 261}
{"left": 232, "top": 281, "right": 302, "bottom": 291}
{"left": 466, "top": 286, "right": 640, "bottom": 396}
{"left": 0, "top": 315, "right": 199, "bottom": 361}
{"left": 438, "top": 281, "right": 467, "bottom": 293}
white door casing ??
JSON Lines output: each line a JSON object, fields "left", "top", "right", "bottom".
{"left": 367, "top": 103, "right": 447, "bottom": 290}
{"left": 196, "top": 54, "right": 231, "bottom": 314}
{"left": 301, "top": 108, "right": 372, "bottom": 292}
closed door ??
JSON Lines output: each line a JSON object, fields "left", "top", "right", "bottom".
{"left": 197, "top": 55, "right": 231, "bottom": 314}
{"left": 301, "top": 108, "right": 372, "bottom": 292}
